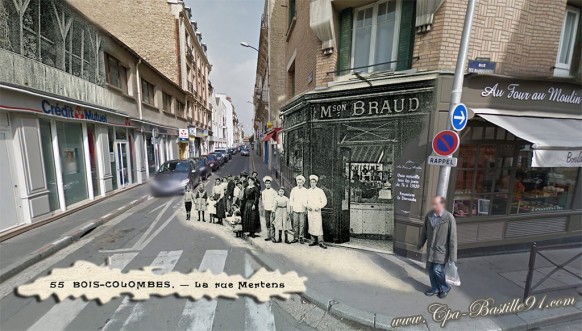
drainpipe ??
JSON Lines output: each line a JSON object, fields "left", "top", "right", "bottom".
{"left": 136, "top": 59, "right": 143, "bottom": 120}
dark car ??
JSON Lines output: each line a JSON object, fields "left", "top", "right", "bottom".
{"left": 203, "top": 154, "right": 219, "bottom": 171}
{"left": 212, "top": 152, "right": 226, "bottom": 165}
{"left": 228, "top": 147, "right": 237, "bottom": 155}
{"left": 190, "top": 157, "right": 211, "bottom": 181}
{"left": 150, "top": 159, "right": 199, "bottom": 196}
{"left": 240, "top": 148, "right": 249, "bottom": 156}
{"left": 214, "top": 149, "right": 231, "bottom": 160}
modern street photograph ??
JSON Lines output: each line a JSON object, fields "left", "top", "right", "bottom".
{"left": 0, "top": 0, "right": 581, "bottom": 330}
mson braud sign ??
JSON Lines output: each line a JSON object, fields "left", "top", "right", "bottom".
{"left": 315, "top": 91, "right": 431, "bottom": 120}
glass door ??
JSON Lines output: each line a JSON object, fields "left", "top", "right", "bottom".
{"left": 115, "top": 142, "right": 130, "bottom": 187}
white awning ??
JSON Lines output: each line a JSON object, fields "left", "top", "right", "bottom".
{"left": 476, "top": 114, "right": 582, "bottom": 167}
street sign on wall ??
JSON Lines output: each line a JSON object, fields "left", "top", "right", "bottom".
{"left": 450, "top": 103, "right": 468, "bottom": 131}
{"left": 432, "top": 130, "right": 460, "bottom": 156}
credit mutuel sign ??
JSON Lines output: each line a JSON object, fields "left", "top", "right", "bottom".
{"left": 314, "top": 91, "right": 432, "bottom": 120}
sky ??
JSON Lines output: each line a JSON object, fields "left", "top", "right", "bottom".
{"left": 185, "top": 0, "right": 264, "bottom": 136}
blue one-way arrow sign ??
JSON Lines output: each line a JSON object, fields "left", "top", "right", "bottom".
{"left": 450, "top": 103, "right": 468, "bottom": 131}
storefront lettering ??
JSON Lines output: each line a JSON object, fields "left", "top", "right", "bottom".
{"left": 566, "top": 151, "right": 582, "bottom": 164}
{"left": 41, "top": 100, "right": 107, "bottom": 123}
{"left": 480, "top": 83, "right": 581, "bottom": 104}
{"left": 319, "top": 97, "right": 420, "bottom": 119}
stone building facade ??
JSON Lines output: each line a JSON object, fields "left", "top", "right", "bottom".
{"left": 67, "top": 0, "right": 213, "bottom": 157}
{"left": 0, "top": 0, "right": 190, "bottom": 233}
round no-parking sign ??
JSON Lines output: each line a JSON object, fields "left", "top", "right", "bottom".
{"left": 432, "top": 130, "right": 460, "bottom": 156}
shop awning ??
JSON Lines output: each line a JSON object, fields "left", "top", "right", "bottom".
{"left": 476, "top": 113, "right": 582, "bottom": 167}
{"left": 262, "top": 128, "right": 282, "bottom": 142}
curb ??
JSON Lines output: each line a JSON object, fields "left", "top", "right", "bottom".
{"left": 0, "top": 196, "right": 149, "bottom": 283}
{"left": 244, "top": 235, "right": 582, "bottom": 331}
{"left": 243, "top": 234, "right": 396, "bottom": 330}
{"left": 0, "top": 184, "right": 145, "bottom": 242}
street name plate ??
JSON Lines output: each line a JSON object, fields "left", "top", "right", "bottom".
{"left": 427, "top": 155, "right": 458, "bottom": 167}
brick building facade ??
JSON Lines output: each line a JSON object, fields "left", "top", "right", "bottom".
{"left": 260, "top": 0, "right": 582, "bottom": 258}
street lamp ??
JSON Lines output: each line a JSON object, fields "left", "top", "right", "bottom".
{"left": 240, "top": 42, "right": 259, "bottom": 52}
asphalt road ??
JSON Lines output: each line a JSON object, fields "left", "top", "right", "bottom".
{"left": 0, "top": 154, "right": 365, "bottom": 331}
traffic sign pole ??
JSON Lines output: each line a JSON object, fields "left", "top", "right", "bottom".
{"left": 435, "top": 0, "right": 476, "bottom": 198}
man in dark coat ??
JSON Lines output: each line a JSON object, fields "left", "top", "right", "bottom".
{"left": 417, "top": 196, "right": 458, "bottom": 299}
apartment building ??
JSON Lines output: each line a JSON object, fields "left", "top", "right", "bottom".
{"left": 262, "top": 0, "right": 582, "bottom": 258}
{"left": 67, "top": 0, "right": 213, "bottom": 157}
{"left": 0, "top": 0, "right": 190, "bottom": 233}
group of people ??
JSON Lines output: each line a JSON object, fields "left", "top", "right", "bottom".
{"left": 182, "top": 171, "right": 329, "bottom": 249}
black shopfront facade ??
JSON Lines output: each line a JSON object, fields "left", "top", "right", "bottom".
{"left": 280, "top": 73, "right": 437, "bottom": 245}
{"left": 281, "top": 72, "right": 582, "bottom": 259}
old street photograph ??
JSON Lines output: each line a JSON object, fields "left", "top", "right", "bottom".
{"left": 0, "top": 0, "right": 581, "bottom": 330}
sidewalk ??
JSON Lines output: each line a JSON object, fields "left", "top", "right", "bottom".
{"left": 0, "top": 184, "right": 149, "bottom": 282}
{"left": 249, "top": 152, "right": 582, "bottom": 330}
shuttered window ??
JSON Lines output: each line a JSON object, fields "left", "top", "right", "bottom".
{"left": 338, "top": 0, "right": 415, "bottom": 75}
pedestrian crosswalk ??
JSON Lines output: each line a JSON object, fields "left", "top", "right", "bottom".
{"left": 21, "top": 250, "right": 278, "bottom": 331}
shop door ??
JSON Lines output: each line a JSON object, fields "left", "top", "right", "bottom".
{"left": 115, "top": 142, "right": 130, "bottom": 188}
{"left": 344, "top": 144, "right": 395, "bottom": 240}
{"left": 0, "top": 132, "right": 21, "bottom": 230}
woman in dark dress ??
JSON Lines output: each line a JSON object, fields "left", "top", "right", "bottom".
{"left": 241, "top": 177, "right": 260, "bottom": 237}
{"left": 212, "top": 178, "right": 226, "bottom": 224}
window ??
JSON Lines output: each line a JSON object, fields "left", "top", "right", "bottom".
{"left": 175, "top": 101, "right": 185, "bottom": 118}
{"left": 288, "top": 0, "right": 296, "bottom": 27}
{"left": 453, "top": 123, "right": 579, "bottom": 218}
{"left": 141, "top": 79, "right": 155, "bottom": 106}
{"left": 105, "top": 54, "right": 128, "bottom": 93}
{"left": 288, "top": 60, "right": 296, "bottom": 97}
{"left": 352, "top": 0, "right": 401, "bottom": 72}
{"left": 162, "top": 92, "right": 172, "bottom": 112}
{"left": 555, "top": 7, "right": 580, "bottom": 77}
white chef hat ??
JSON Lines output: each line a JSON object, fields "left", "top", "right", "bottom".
{"left": 295, "top": 175, "right": 305, "bottom": 181}
{"left": 263, "top": 176, "right": 273, "bottom": 183}
{"left": 309, "top": 175, "right": 319, "bottom": 182}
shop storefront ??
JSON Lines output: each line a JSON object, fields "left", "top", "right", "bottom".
{"left": 282, "top": 73, "right": 581, "bottom": 258}
{"left": 281, "top": 73, "right": 436, "bottom": 245}
{"left": 446, "top": 75, "right": 581, "bottom": 255}
{"left": 392, "top": 74, "right": 581, "bottom": 259}
{"left": 0, "top": 87, "right": 180, "bottom": 232}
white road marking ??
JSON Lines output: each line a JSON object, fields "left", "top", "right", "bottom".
{"left": 132, "top": 198, "right": 175, "bottom": 249}
{"left": 26, "top": 252, "right": 139, "bottom": 331}
{"left": 135, "top": 209, "right": 180, "bottom": 250}
{"left": 102, "top": 250, "right": 183, "bottom": 331}
{"left": 148, "top": 203, "right": 166, "bottom": 214}
{"left": 244, "top": 254, "right": 276, "bottom": 331}
{"left": 0, "top": 200, "right": 155, "bottom": 299}
{"left": 178, "top": 250, "right": 228, "bottom": 331}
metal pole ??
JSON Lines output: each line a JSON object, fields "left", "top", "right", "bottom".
{"left": 435, "top": 0, "right": 477, "bottom": 197}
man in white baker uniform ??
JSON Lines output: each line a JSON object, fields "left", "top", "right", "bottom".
{"left": 304, "top": 174, "right": 328, "bottom": 249}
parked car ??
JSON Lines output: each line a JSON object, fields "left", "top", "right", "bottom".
{"left": 190, "top": 157, "right": 211, "bottom": 181}
{"left": 150, "top": 159, "right": 199, "bottom": 196}
{"left": 228, "top": 147, "right": 236, "bottom": 155}
{"left": 203, "top": 154, "right": 220, "bottom": 171}
{"left": 214, "top": 149, "right": 231, "bottom": 160}
{"left": 240, "top": 148, "right": 249, "bottom": 156}
{"left": 211, "top": 152, "right": 226, "bottom": 166}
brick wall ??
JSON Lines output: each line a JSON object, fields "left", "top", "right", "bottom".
{"left": 285, "top": 0, "right": 321, "bottom": 97}
{"left": 414, "top": 0, "right": 568, "bottom": 77}
{"left": 268, "top": 0, "right": 288, "bottom": 127}
{"left": 67, "top": 0, "right": 180, "bottom": 85}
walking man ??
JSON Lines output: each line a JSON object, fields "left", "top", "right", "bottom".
{"left": 261, "top": 176, "right": 277, "bottom": 241}
{"left": 417, "top": 196, "right": 458, "bottom": 299}
{"left": 305, "top": 175, "right": 327, "bottom": 249}
{"left": 289, "top": 175, "right": 308, "bottom": 244}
